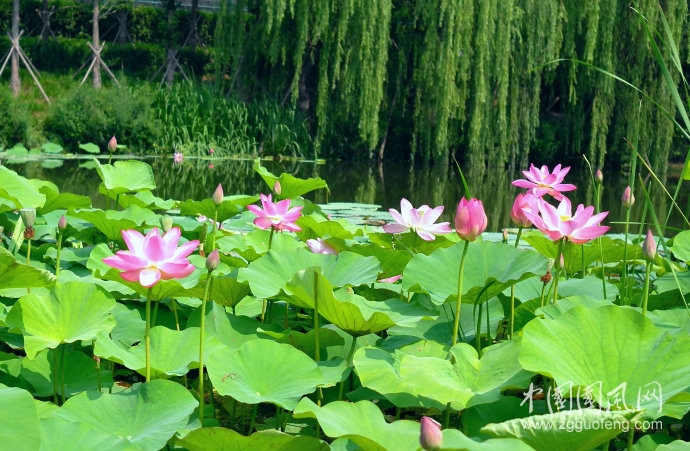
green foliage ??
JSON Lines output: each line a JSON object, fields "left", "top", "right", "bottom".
{"left": 43, "top": 84, "right": 161, "bottom": 152}
{"left": 0, "top": 88, "right": 29, "bottom": 148}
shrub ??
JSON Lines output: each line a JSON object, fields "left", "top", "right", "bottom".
{"left": 0, "top": 88, "right": 29, "bottom": 148}
{"left": 43, "top": 83, "right": 161, "bottom": 152}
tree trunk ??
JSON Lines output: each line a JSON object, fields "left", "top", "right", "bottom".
{"left": 92, "top": 0, "right": 102, "bottom": 89}
{"left": 189, "top": 0, "right": 200, "bottom": 52}
{"left": 165, "top": 3, "right": 175, "bottom": 87}
{"left": 40, "top": 0, "right": 49, "bottom": 40}
{"left": 10, "top": 0, "right": 20, "bottom": 97}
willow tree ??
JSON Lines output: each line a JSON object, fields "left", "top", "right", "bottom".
{"left": 214, "top": 0, "right": 689, "bottom": 173}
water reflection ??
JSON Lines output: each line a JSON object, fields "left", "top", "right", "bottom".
{"left": 8, "top": 157, "right": 688, "bottom": 234}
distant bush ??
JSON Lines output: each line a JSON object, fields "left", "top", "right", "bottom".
{"left": 0, "top": 88, "right": 29, "bottom": 148}
{"left": 44, "top": 83, "right": 161, "bottom": 152}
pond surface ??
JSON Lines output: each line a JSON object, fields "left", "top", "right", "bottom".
{"left": 7, "top": 156, "right": 688, "bottom": 234}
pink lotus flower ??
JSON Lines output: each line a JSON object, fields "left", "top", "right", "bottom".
{"left": 247, "top": 194, "right": 303, "bottom": 232}
{"left": 419, "top": 416, "right": 442, "bottom": 451}
{"left": 173, "top": 152, "right": 184, "bottom": 164}
{"left": 103, "top": 227, "right": 199, "bottom": 288}
{"left": 306, "top": 238, "right": 338, "bottom": 255}
{"left": 522, "top": 197, "right": 609, "bottom": 244}
{"left": 511, "top": 193, "right": 541, "bottom": 228}
{"left": 512, "top": 164, "right": 576, "bottom": 200}
{"left": 622, "top": 186, "right": 634, "bottom": 209}
{"left": 454, "top": 197, "right": 487, "bottom": 242}
{"left": 383, "top": 198, "right": 452, "bottom": 241}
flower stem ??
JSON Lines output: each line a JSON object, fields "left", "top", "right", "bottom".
{"left": 198, "top": 269, "right": 213, "bottom": 426}
{"left": 55, "top": 229, "right": 64, "bottom": 279}
{"left": 552, "top": 239, "right": 565, "bottom": 304}
{"left": 510, "top": 227, "right": 523, "bottom": 339}
{"left": 451, "top": 240, "right": 470, "bottom": 348}
{"left": 642, "top": 261, "right": 652, "bottom": 317}
{"left": 145, "top": 287, "right": 153, "bottom": 382}
{"left": 268, "top": 226, "right": 275, "bottom": 250}
{"left": 59, "top": 344, "right": 66, "bottom": 405}
{"left": 53, "top": 348, "right": 58, "bottom": 404}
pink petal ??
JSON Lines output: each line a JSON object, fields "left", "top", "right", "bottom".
{"left": 389, "top": 208, "right": 406, "bottom": 225}
{"left": 139, "top": 268, "right": 162, "bottom": 287}
{"left": 121, "top": 229, "right": 146, "bottom": 254}
{"left": 383, "top": 223, "right": 409, "bottom": 234}
{"left": 171, "top": 240, "right": 199, "bottom": 260}
{"left": 159, "top": 261, "right": 196, "bottom": 279}
{"left": 253, "top": 217, "right": 274, "bottom": 230}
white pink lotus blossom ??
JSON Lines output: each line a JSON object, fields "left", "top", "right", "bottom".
{"left": 521, "top": 197, "right": 609, "bottom": 244}
{"left": 512, "top": 163, "right": 576, "bottom": 200}
{"left": 103, "top": 227, "right": 199, "bottom": 288}
{"left": 306, "top": 238, "right": 338, "bottom": 255}
{"left": 383, "top": 198, "right": 451, "bottom": 241}
{"left": 247, "top": 194, "right": 303, "bottom": 232}
{"left": 173, "top": 152, "right": 184, "bottom": 164}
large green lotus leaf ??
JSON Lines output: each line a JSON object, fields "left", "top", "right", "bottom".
{"left": 646, "top": 308, "right": 690, "bottom": 337}
{"left": 0, "top": 165, "right": 46, "bottom": 210}
{"left": 238, "top": 249, "right": 380, "bottom": 299}
{"left": 535, "top": 296, "right": 615, "bottom": 320}
{"left": 283, "top": 269, "right": 431, "bottom": 335}
{"left": 52, "top": 380, "right": 196, "bottom": 450}
{"left": 0, "top": 384, "right": 41, "bottom": 450}
{"left": 183, "top": 273, "right": 251, "bottom": 308}
{"left": 353, "top": 340, "right": 531, "bottom": 411}
{"left": 40, "top": 415, "right": 141, "bottom": 451}
{"left": 481, "top": 409, "right": 642, "bottom": 451}
{"left": 347, "top": 243, "right": 413, "bottom": 281}
{"left": 185, "top": 302, "right": 265, "bottom": 352}
{"left": 94, "top": 326, "right": 201, "bottom": 378}
{"left": 520, "top": 305, "right": 690, "bottom": 416}
{"left": 217, "top": 228, "right": 303, "bottom": 260}
{"left": 0, "top": 247, "right": 56, "bottom": 290}
{"left": 180, "top": 194, "right": 258, "bottom": 223}
{"left": 95, "top": 160, "right": 156, "bottom": 195}
{"left": 116, "top": 190, "right": 175, "bottom": 211}
{"left": 259, "top": 327, "right": 344, "bottom": 358}
{"left": 403, "top": 240, "right": 547, "bottom": 305}
{"left": 5, "top": 281, "right": 116, "bottom": 358}
{"left": 253, "top": 159, "right": 328, "bottom": 199}
{"left": 206, "top": 339, "right": 324, "bottom": 410}
{"left": 631, "top": 435, "right": 681, "bottom": 451}
{"left": 670, "top": 230, "right": 690, "bottom": 262}
{"left": 294, "top": 398, "right": 532, "bottom": 451}
{"left": 508, "top": 275, "right": 617, "bottom": 304}
{"left": 70, "top": 205, "right": 160, "bottom": 241}
{"left": 21, "top": 348, "right": 113, "bottom": 397}
{"left": 296, "top": 215, "right": 357, "bottom": 241}
{"left": 384, "top": 296, "right": 503, "bottom": 347}
{"left": 38, "top": 186, "right": 91, "bottom": 214}
{"left": 178, "top": 427, "right": 328, "bottom": 451}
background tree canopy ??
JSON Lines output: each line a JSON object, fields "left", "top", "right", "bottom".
{"left": 213, "top": 0, "right": 688, "bottom": 177}
{"left": 1, "top": 0, "right": 687, "bottom": 175}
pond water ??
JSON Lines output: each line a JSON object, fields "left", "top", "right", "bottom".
{"left": 7, "top": 156, "right": 688, "bottom": 235}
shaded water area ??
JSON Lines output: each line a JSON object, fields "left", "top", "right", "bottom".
{"left": 8, "top": 156, "right": 689, "bottom": 235}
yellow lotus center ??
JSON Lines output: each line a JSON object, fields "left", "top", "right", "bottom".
{"left": 560, "top": 215, "right": 571, "bottom": 222}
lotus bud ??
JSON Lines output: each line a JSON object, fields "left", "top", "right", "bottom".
{"left": 454, "top": 197, "right": 487, "bottom": 242}
{"left": 419, "top": 416, "right": 443, "bottom": 451}
{"left": 273, "top": 181, "right": 282, "bottom": 196}
{"left": 208, "top": 147, "right": 214, "bottom": 155}
{"left": 595, "top": 169, "right": 603, "bottom": 184}
{"left": 58, "top": 215, "right": 67, "bottom": 231}
{"left": 622, "top": 186, "right": 634, "bottom": 209}
{"left": 502, "top": 229, "right": 509, "bottom": 244}
{"left": 108, "top": 136, "right": 117, "bottom": 153}
{"left": 160, "top": 216, "right": 174, "bottom": 232}
{"left": 213, "top": 183, "right": 224, "bottom": 206}
{"left": 20, "top": 208, "right": 36, "bottom": 228}
{"left": 206, "top": 249, "right": 220, "bottom": 272}
{"left": 642, "top": 229, "right": 656, "bottom": 262}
